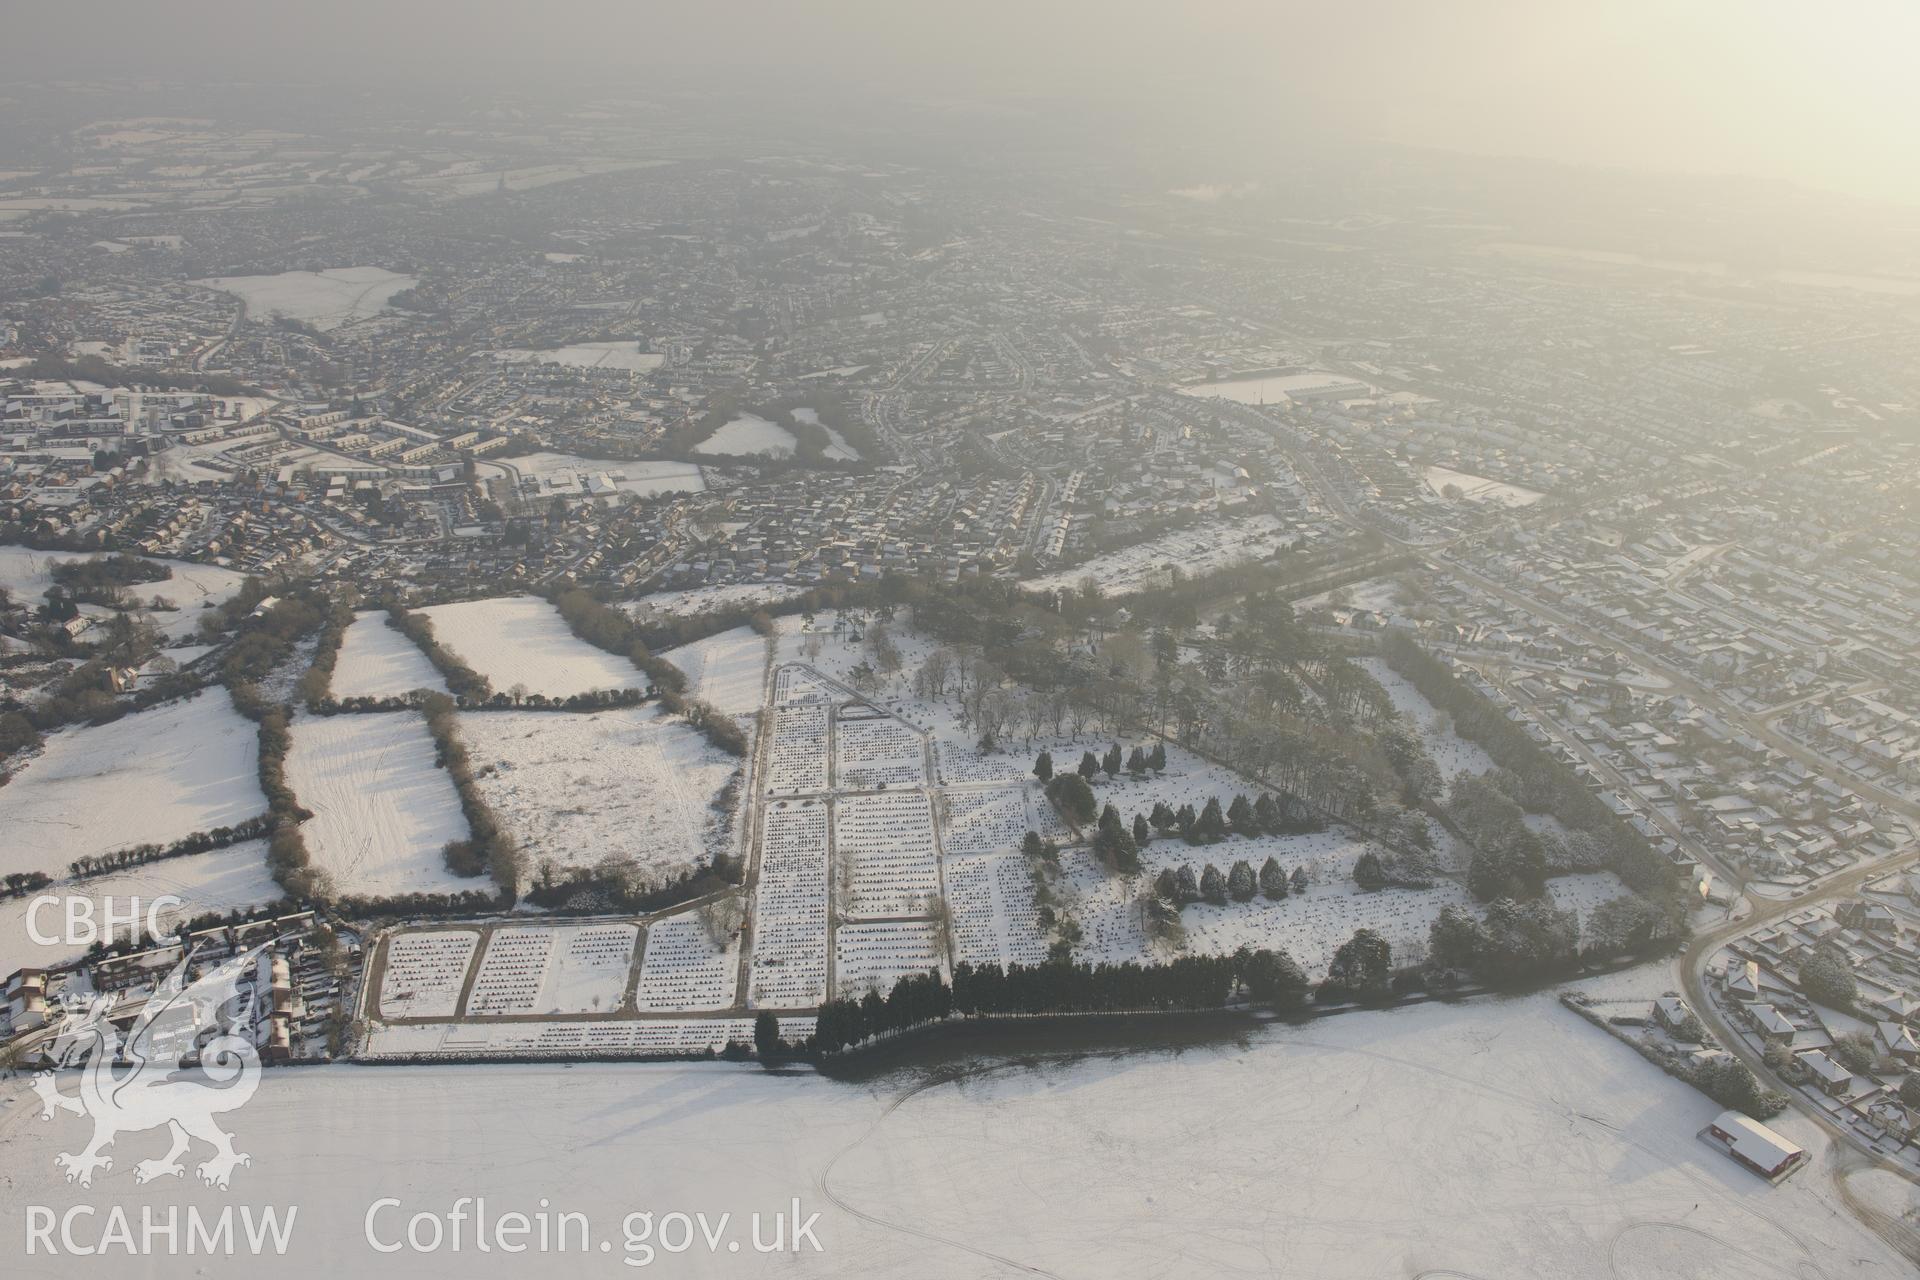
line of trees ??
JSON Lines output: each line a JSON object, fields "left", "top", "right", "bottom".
{"left": 1380, "top": 633, "right": 1685, "bottom": 916}
{"left": 68, "top": 815, "right": 272, "bottom": 880}
{"left": 226, "top": 681, "right": 320, "bottom": 900}
{"left": 48, "top": 553, "right": 173, "bottom": 603}
{"left": 1155, "top": 855, "right": 1311, "bottom": 908}
{"left": 298, "top": 598, "right": 358, "bottom": 709}
{"left": 1, "top": 871, "right": 53, "bottom": 901}
{"left": 419, "top": 691, "right": 524, "bottom": 899}
{"left": 523, "top": 850, "right": 743, "bottom": 914}
{"left": 214, "top": 584, "right": 331, "bottom": 687}
{"left": 385, "top": 605, "right": 491, "bottom": 702}
{"left": 544, "top": 586, "right": 745, "bottom": 756}
{"left": 810, "top": 946, "right": 1322, "bottom": 1056}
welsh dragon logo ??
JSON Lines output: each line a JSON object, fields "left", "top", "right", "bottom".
{"left": 31, "top": 943, "right": 270, "bottom": 1190}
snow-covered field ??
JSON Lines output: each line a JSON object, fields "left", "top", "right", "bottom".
{"left": 1177, "top": 369, "right": 1372, "bottom": 403}
{"left": 693, "top": 413, "right": 798, "bottom": 458}
{"left": 488, "top": 343, "right": 665, "bottom": 373}
{"left": 330, "top": 610, "right": 447, "bottom": 700}
{"left": 193, "top": 266, "right": 415, "bottom": 330}
{"left": 285, "top": 713, "right": 473, "bottom": 898}
{"left": 658, "top": 624, "right": 768, "bottom": 717}
{"left": 6, "top": 991, "right": 1906, "bottom": 1278}
{"left": 1023, "top": 515, "right": 1293, "bottom": 595}
{"left": 500, "top": 452, "right": 705, "bottom": 499}
{"left": 0, "top": 693, "right": 263, "bottom": 879}
{"left": 461, "top": 707, "right": 739, "bottom": 878}
{"left": 420, "top": 596, "right": 641, "bottom": 698}
{"left": 1424, "top": 463, "right": 1545, "bottom": 507}
{"left": 0, "top": 839, "right": 279, "bottom": 974}
{"left": 792, "top": 406, "right": 861, "bottom": 460}
{"left": 0, "top": 545, "right": 246, "bottom": 640}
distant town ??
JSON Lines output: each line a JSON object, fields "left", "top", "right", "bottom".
{"left": 2, "top": 66, "right": 1919, "bottom": 1278}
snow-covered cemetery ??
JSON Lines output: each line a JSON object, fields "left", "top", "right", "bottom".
{"left": 5, "top": 16, "right": 1920, "bottom": 1275}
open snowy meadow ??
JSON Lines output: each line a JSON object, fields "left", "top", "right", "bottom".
{"left": 420, "top": 596, "right": 641, "bottom": 698}
{"left": 329, "top": 610, "right": 447, "bottom": 700}
{"left": 0, "top": 692, "right": 263, "bottom": 880}
{"left": 192, "top": 266, "right": 415, "bottom": 329}
{"left": 658, "top": 624, "right": 769, "bottom": 716}
{"left": 461, "top": 707, "right": 740, "bottom": 877}
{"left": 284, "top": 712, "right": 472, "bottom": 897}
{"left": 2, "top": 990, "right": 1908, "bottom": 1278}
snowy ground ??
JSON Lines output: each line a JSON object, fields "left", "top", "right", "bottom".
{"left": 634, "top": 909, "right": 739, "bottom": 1011}
{"left": 1359, "top": 655, "right": 1498, "bottom": 786}
{"left": 420, "top": 596, "right": 641, "bottom": 699}
{"left": 285, "top": 712, "right": 473, "bottom": 898}
{"left": 658, "top": 624, "right": 768, "bottom": 717}
{"left": 792, "top": 407, "right": 861, "bottom": 461}
{"left": 0, "top": 693, "right": 263, "bottom": 880}
{"left": 192, "top": 266, "right": 415, "bottom": 330}
{"left": 4, "top": 992, "right": 1908, "bottom": 1278}
{"left": 634, "top": 582, "right": 807, "bottom": 619}
{"left": 1023, "top": 515, "right": 1292, "bottom": 596}
{"left": 1293, "top": 573, "right": 1406, "bottom": 614}
{"left": 461, "top": 707, "right": 740, "bottom": 879}
{"left": 0, "top": 839, "right": 279, "bottom": 974}
{"left": 1177, "top": 369, "right": 1373, "bottom": 403}
{"left": 1424, "top": 463, "right": 1545, "bottom": 507}
{"left": 330, "top": 610, "right": 447, "bottom": 700}
{"left": 693, "top": 413, "right": 798, "bottom": 458}
{"left": 0, "top": 545, "right": 245, "bottom": 641}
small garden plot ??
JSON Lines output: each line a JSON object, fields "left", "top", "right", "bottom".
{"left": 466, "top": 923, "right": 638, "bottom": 1016}
{"left": 939, "top": 786, "right": 1034, "bottom": 856}
{"left": 656, "top": 626, "right": 766, "bottom": 717}
{"left": 634, "top": 911, "right": 740, "bottom": 1011}
{"left": 835, "top": 791, "right": 940, "bottom": 919}
{"left": 945, "top": 851, "right": 1050, "bottom": 969}
{"left": 767, "top": 703, "right": 830, "bottom": 794}
{"left": 378, "top": 929, "right": 480, "bottom": 1019}
{"left": 0, "top": 839, "right": 279, "bottom": 976}
{"left": 1358, "top": 657, "right": 1496, "bottom": 788}
{"left": 421, "top": 595, "right": 639, "bottom": 699}
{"left": 461, "top": 708, "right": 736, "bottom": 878}
{"left": 286, "top": 712, "right": 473, "bottom": 898}
{"left": 749, "top": 800, "right": 829, "bottom": 1009}
{"left": 331, "top": 610, "right": 446, "bottom": 699}
{"left": 0, "top": 693, "right": 264, "bottom": 880}
{"left": 835, "top": 920, "right": 943, "bottom": 998}
{"left": 834, "top": 714, "right": 926, "bottom": 789}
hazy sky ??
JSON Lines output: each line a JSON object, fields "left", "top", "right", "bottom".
{"left": 13, "top": 1, "right": 1920, "bottom": 206}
